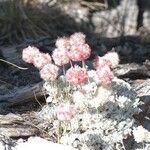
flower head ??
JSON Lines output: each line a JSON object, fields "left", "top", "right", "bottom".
{"left": 70, "top": 32, "right": 86, "bottom": 45}
{"left": 22, "top": 46, "right": 40, "bottom": 63}
{"left": 55, "top": 37, "right": 70, "bottom": 50}
{"left": 33, "top": 53, "right": 52, "bottom": 69}
{"left": 96, "top": 66, "right": 114, "bottom": 86}
{"left": 68, "top": 44, "right": 91, "bottom": 61}
{"left": 56, "top": 103, "right": 77, "bottom": 121}
{"left": 65, "top": 65, "right": 88, "bottom": 85}
{"left": 103, "top": 52, "right": 119, "bottom": 68}
{"left": 52, "top": 48, "right": 70, "bottom": 66}
{"left": 40, "top": 64, "right": 59, "bottom": 81}
{"left": 93, "top": 56, "right": 111, "bottom": 69}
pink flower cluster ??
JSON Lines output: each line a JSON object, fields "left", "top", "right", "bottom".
{"left": 92, "top": 51, "right": 119, "bottom": 86}
{"left": 56, "top": 103, "right": 77, "bottom": 121}
{"left": 52, "top": 48, "right": 70, "bottom": 66}
{"left": 103, "top": 51, "right": 119, "bottom": 68}
{"left": 93, "top": 52, "right": 119, "bottom": 69}
{"left": 52, "top": 32, "right": 91, "bottom": 66}
{"left": 22, "top": 46, "right": 58, "bottom": 81}
{"left": 22, "top": 33, "right": 119, "bottom": 86}
{"left": 67, "top": 44, "right": 91, "bottom": 61}
{"left": 22, "top": 33, "right": 91, "bottom": 84}
{"left": 65, "top": 65, "right": 88, "bottom": 85}
{"left": 33, "top": 53, "right": 52, "bottom": 69}
{"left": 55, "top": 37, "right": 70, "bottom": 50}
{"left": 96, "top": 66, "right": 114, "bottom": 86}
{"left": 22, "top": 46, "right": 40, "bottom": 64}
{"left": 93, "top": 56, "right": 111, "bottom": 69}
{"left": 70, "top": 32, "right": 86, "bottom": 45}
{"left": 52, "top": 32, "right": 90, "bottom": 85}
{"left": 40, "top": 64, "right": 59, "bottom": 81}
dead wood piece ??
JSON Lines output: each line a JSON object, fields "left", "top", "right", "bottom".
{"left": 144, "top": 59, "right": 150, "bottom": 70}
{"left": 114, "top": 63, "right": 150, "bottom": 78}
{"left": 0, "top": 82, "right": 45, "bottom": 106}
{"left": 0, "top": 126, "right": 39, "bottom": 138}
{"left": 140, "top": 95, "right": 150, "bottom": 105}
{"left": 132, "top": 79, "right": 150, "bottom": 97}
{"left": 0, "top": 113, "right": 23, "bottom": 125}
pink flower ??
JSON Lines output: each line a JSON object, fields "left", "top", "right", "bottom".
{"left": 22, "top": 46, "right": 40, "bottom": 63}
{"left": 70, "top": 32, "right": 86, "bottom": 45}
{"left": 33, "top": 53, "right": 52, "bottom": 69}
{"left": 68, "top": 44, "right": 91, "bottom": 61}
{"left": 65, "top": 65, "right": 88, "bottom": 85}
{"left": 93, "top": 56, "right": 111, "bottom": 69}
{"left": 55, "top": 37, "right": 70, "bottom": 50}
{"left": 40, "top": 64, "right": 59, "bottom": 81}
{"left": 103, "top": 52, "right": 119, "bottom": 68}
{"left": 56, "top": 103, "right": 77, "bottom": 121}
{"left": 96, "top": 66, "right": 114, "bottom": 86}
{"left": 52, "top": 48, "right": 70, "bottom": 66}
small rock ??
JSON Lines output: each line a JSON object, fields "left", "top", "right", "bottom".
{"left": 15, "top": 137, "right": 76, "bottom": 150}
{"left": 0, "top": 141, "right": 4, "bottom": 150}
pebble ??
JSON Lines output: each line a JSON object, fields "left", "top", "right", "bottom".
{"left": 15, "top": 137, "right": 77, "bottom": 150}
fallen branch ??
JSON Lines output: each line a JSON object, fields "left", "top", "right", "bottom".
{"left": 114, "top": 62, "right": 150, "bottom": 78}
{"left": 0, "top": 82, "right": 45, "bottom": 106}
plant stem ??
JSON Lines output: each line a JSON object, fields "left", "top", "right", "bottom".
{"left": 62, "top": 65, "right": 66, "bottom": 76}
{"left": 82, "top": 60, "right": 90, "bottom": 83}
{"left": 57, "top": 121, "right": 61, "bottom": 144}
{"left": 82, "top": 60, "right": 85, "bottom": 68}
{"left": 70, "top": 60, "right": 73, "bottom": 67}
{"left": 62, "top": 64, "right": 68, "bottom": 101}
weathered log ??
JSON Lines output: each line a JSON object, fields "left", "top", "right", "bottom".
{"left": 0, "top": 113, "right": 39, "bottom": 138}
{"left": 0, "top": 82, "right": 45, "bottom": 106}
{"left": 0, "top": 62, "right": 149, "bottom": 107}
{"left": 0, "top": 113, "right": 23, "bottom": 124}
{"left": 114, "top": 62, "right": 150, "bottom": 78}
{"left": 0, "top": 126, "right": 39, "bottom": 138}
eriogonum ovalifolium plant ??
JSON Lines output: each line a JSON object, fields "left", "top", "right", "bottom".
{"left": 22, "top": 33, "right": 145, "bottom": 149}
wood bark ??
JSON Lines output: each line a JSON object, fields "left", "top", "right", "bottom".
{"left": 0, "top": 82, "right": 45, "bottom": 106}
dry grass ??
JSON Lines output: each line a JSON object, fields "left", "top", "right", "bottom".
{"left": 0, "top": 0, "right": 52, "bottom": 44}
{"left": 0, "top": 0, "right": 112, "bottom": 44}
